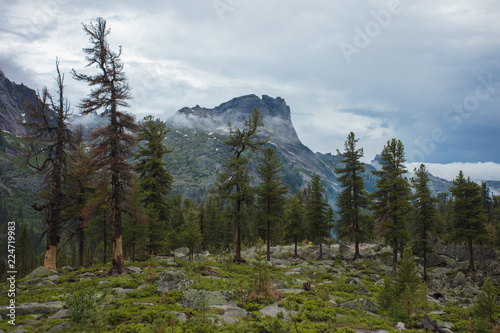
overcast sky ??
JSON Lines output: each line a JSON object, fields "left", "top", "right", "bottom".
{"left": 1, "top": 0, "right": 499, "bottom": 181}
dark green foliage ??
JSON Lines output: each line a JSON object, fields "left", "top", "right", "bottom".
{"left": 376, "top": 247, "right": 427, "bottom": 321}
{"left": 181, "top": 206, "right": 203, "bottom": 261}
{"left": 216, "top": 109, "right": 267, "bottom": 262}
{"left": 134, "top": 115, "right": 173, "bottom": 254}
{"left": 64, "top": 281, "right": 109, "bottom": 332}
{"left": 371, "top": 138, "right": 411, "bottom": 272}
{"left": 257, "top": 146, "right": 288, "bottom": 260}
{"left": 335, "top": 132, "right": 369, "bottom": 258}
{"left": 410, "top": 164, "right": 438, "bottom": 281}
{"left": 473, "top": 277, "right": 497, "bottom": 324}
{"left": 306, "top": 174, "right": 331, "bottom": 259}
{"left": 283, "top": 192, "right": 306, "bottom": 256}
{"left": 449, "top": 171, "right": 488, "bottom": 271}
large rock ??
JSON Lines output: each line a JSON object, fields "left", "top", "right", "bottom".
{"left": 181, "top": 289, "right": 236, "bottom": 309}
{"left": 0, "top": 301, "right": 64, "bottom": 317}
{"left": 338, "top": 298, "right": 379, "bottom": 314}
{"left": 434, "top": 243, "right": 497, "bottom": 262}
{"left": 259, "top": 305, "right": 293, "bottom": 319}
{"left": 23, "top": 267, "right": 57, "bottom": 280}
{"left": 155, "top": 270, "right": 193, "bottom": 293}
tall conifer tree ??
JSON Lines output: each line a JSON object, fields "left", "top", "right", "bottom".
{"left": 371, "top": 138, "right": 411, "bottom": 273}
{"left": 72, "top": 17, "right": 137, "bottom": 275}
{"left": 134, "top": 115, "right": 173, "bottom": 254}
{"left": 216, "top": 109, "right": 267, "bottom": 263}
{"left": 334, "top": 132, "right": 368, "bottom": 259}
{"left": 449, "top": 171, "right": 488, "bottom": 271}
{"left": 306, "top": 174, "right": 330, "bottom": 259}
{"left": 284, "top": 192, "right": 306, "bottom": 257}
{"left": 410, "top": 164, "right": 438, "bottom": 281}
{"left": 257, "top": 146, "right": 288, "bottom": 261}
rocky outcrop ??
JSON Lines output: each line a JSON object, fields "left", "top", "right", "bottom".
{"left": 155, "top": 270, "right": 193, "bottom": 293}
{"left": 0, "top": 68, "right": 37, "bottom": 135}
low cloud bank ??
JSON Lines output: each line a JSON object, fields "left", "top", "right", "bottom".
{"left": 407, "top": 162, "right": 500, "bottom": 182}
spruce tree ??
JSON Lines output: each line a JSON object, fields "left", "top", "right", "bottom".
{"left": 72, "top": 17, "right": 137, "bottom": 275}
{"left": 216, "top": 109, "right": 267, "bottom": 262}
{"left": 306, "top": 174, "right": 330, "bottom": 259}
{"left": 181, "top": 207, "right": 203, "bottom": 261}
{"left": 257, "top": 146, "right": 288, "bottom": 261}
{"left": 134, "top": 115, "right": 173, "bottom": 254}
{"left": 283, "top": 192, "right": 306, "bottom": 257}
{"left": 371, "top": 138, "right": 411, "bottom": 273}
{"left": 410, "top": 164, "right": 438, "bottom": 282}
{"left": 472, "top": 277, "right": 497, "bottom": 324}
{"left": 334, "top": 132, "right": 368, "bottom": 259}
{"left": 449, "top": 171, "right": 488, "bottom": 271}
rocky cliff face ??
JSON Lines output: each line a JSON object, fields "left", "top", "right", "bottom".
{"left": 167, "top": 94, "right": 338, "bottom": 201}
{"left": 0, "top": 68, "right": 37, "bottom": 135}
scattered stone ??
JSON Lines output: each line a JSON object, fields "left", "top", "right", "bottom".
{"left": 10, "top": 329, "right": 28, "bottom": 333}
{"left": 338, "top": 298, "right": 379, "bottom": 314}
{"left": 181, "top": 289, "right": 235, "bottom": 308}
{"left": 395, "top": 321, "right": 406, "bottom": 331}
{"left": 24, "top": 266, "right": 57, "bottom": 280}
{"left": 47, "top": 322, "right": 71, "bottom": 332}
{"left": 452, "top": 272, "right": 466, "bottom": 288}
{"left": 79, "top": 272, "right": 96, "bottom": 280}
{"left": 155, "top": 270, "right": 193, "bottom": 293}
{"left": 163, "top": 311, "right": 187, "bottom": 322}
{"left": 224, "top": 306, "right": 247, "bottom": 318}
{"left": 113, "top": 287, "right": 134, "bottom": 295}
{"left": 36, "top": 279, "right": 56, "bottom": 288}
{"left": 271, "top": 280, "right": 287, "bottom": 289}
{"left": 127, "top": 266, "right": 142, "bottom": 274}
{"left": 0, "top": 301, "right": 64, "bottom": 317}
{"left": 48, "top": 309, "right": 69, "bottom": 319}
{"left": 421, "top": 314, "right": 439, "bottom": 331}
{"left": 259, "top": 305, "right": 293, "bottom": 319}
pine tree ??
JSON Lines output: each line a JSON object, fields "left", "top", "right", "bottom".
{"left": 449, "top": 171, "right": 488, "bottom": 271}
{"left": 24, "top": 60, "right": 74, "bottom": 269}
{"left": 306, "top": 174, "right": 330, "bottom": 259}
{"left": 257, "top": 146, "right": 288, "bottom": 261}
{"left": 410, "top": 164, "right": 438, "bottom": 282}
{"left": 134, "top": 115, "right": 173, "bottom": 254}
{"left": 61, "top": 129, "right": 92, "bottom": 267}
{"left": 334, "top": 132, "right": 368, "bottom": 259}
{"left": 472, "top": 277, "right": 497, "bottom": 324}
{"left": 371, "top": 138, "right": 411, "bottom": 273}
{"left": 181, "top": 207, "right": 203, "bottom": 261}
{"left": 283, "top": 192, "right": 306, "bottom": 257}
{"left": 72, "top": 18, "right": 137, "bottom": 275}
{"left": 216, "top": 109, "right": 267, "bottom": 263}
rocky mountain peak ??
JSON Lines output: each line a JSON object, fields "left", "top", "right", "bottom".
{"left": 0, "top": 68, "right": 37, "bottom": 135}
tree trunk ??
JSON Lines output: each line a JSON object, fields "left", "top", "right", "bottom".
{"left": 44, "top": 245, "right": 57, "bottom": 270}
{"left": 132, "top": 235, "right": 136, "bottom": 262}
{"left": 294, "top": 239, "right": 298, "bottom": 257}
{"left": 468, "top": 239, "right": 475, "bottom": 271}
{"left": 392, "top": 241, "right": 398, "bottom": 276}
{"left": 423, "top": 246, "right": 428, "bottom": 282}
{"left": 78, "top": 223, "right": 84, "bottom": 267}
{"left": 267, "top": 220, "right": 271, "bottom": 261}
{"left": 234, "top": 224, "right": 246, "bottom": 263}
{"left": 318, "top": 243, "right": 323, "bottom": 260}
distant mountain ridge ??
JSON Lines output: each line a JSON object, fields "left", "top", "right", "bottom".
{"left": 0, "top": 68, "right": 37, "bottom": 136}
{"left": 166, "top": 94, "right": 454, "bottom": 203}
{"left": 0, "top": 67, "right": 470, "bottom": 206}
